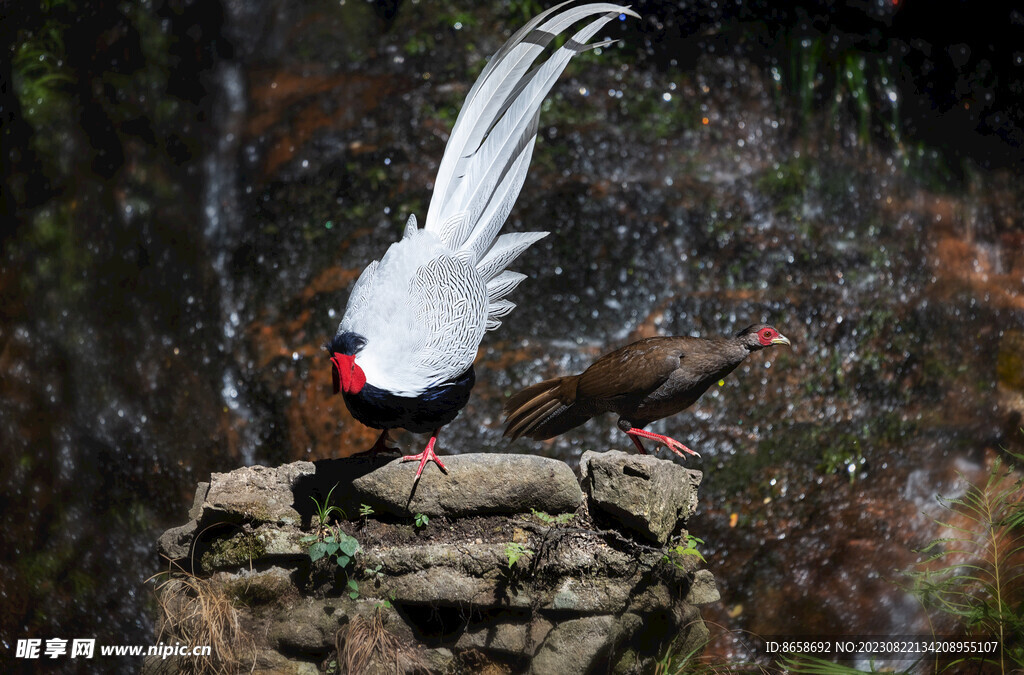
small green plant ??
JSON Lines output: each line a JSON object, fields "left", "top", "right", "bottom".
{"left": 346, "top": 578, "right": 359, "bottom": 600}
{"left": 906, "top": 447, "right": 1024, "bottom": 672}
{"left": 530, "top": 508, "right": 575, "bottom": 525}
{"left": 374, "top": 592, "right": 396, "bottom": 610}
{"left": 311, "top": 484, "right": 345, "bottom": 530}
{"left": 662, "top": 535, "right": 706, "bottom": 570}
{"left": 413, "top": 513, "right": 429, "bottom": 529}
{"left": 358, "top": 503, "right": 374, "bottom": 518}
{"left": 302, "top": 483, "right": 362, "bottom": 584}
{"left": 307, "top": 532, "right": 361, "bottom": 569}
{"left": 505, "top": 542, "right": 534, "bottom": 569}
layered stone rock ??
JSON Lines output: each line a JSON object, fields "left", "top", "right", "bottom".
{"left": 147, "top": 451, "right": 717, "bottom": 674}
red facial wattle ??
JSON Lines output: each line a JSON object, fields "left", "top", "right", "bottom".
{"left": 756, "top": 327, "right": 791, "bottom": 347}
{"left": 330, "top": 353, "right": 366, "bottom": 395}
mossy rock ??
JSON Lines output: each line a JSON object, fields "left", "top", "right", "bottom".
{"left": 201, "top": 531, "right": 267, "bottom": 572}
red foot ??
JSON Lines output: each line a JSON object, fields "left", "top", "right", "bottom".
{"left": 625, "top": 428, "right": 701, "bottom": 459}
{"left": 401, "top": 429, "right": 448, "bottom": 481}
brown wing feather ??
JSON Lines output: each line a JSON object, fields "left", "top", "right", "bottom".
{"left": 576, "top": 337, "right": 684, "bottom": 404}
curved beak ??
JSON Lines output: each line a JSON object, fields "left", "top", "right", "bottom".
{"left": 771, "top": 333, "right": 792, "bottom": 347}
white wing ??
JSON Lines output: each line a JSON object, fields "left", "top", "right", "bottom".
{"left": 339, "top": 228, "right": 486, "bottom": 397}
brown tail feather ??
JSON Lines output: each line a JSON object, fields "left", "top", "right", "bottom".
{"left": 503, "top": 375, "right": 591, "bottom": 440}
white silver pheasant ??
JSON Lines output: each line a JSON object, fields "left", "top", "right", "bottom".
{"left": 327, "top": 2, "right": 638, "bottom": 481}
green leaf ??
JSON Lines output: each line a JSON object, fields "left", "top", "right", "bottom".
{"left": 337, "top": 555, "right": 351, "bottom": 568}
{"left": 338, "top": 535, "right": 361, "bottom": 557}
{"left": 309, "top": 542, "right": 328, "bottom": 562}
{"left": 505, "top": 542, "right": 533, "bottom": 568}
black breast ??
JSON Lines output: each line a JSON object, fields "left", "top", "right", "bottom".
{"left": 342, "top": 367, "right": 476, "bottom": 434}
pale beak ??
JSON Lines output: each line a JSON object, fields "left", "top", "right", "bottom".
{"left": 771, "top": 334, "right": 792, "bottom": 347}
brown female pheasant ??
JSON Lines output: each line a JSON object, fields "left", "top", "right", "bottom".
{"left": 503, "top": 324, "right": 791, "bottom": 457}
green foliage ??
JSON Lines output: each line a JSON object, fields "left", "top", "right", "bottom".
{"left": 818, "top": 439, "right": 866, "bottom": 485}
{"left": 359, "top": 503, "right": 375, "bottom": 518}
{"left": 504, "top": 542, "right": 534, "bottom": 569}
{"left": 374, "top": 592, "right": 396, "bottom": 610}
{"left": 530, "top": 508, "right": 575, "bottom": 525}
{"left": 346, "top": 578, "right": 359, "bottom": 600}
{"left": 662, "top": 535, "right": 706, "bottom": 570}
{"left": 413, "top": 513, "right": 429, "bottom": 529}
{"left": 20, "top": 204, "right": 89, "bottom": 297}
{"left": 311, "top": 483, "right": 345, "bottom": 529}
{"left": 303, "top": 483, "right": 362, "bottom": 581}
{"left": 11, "top": 18, "right": 73, "bottom": 130}
{"left": 779, "top": 32, "right": 900, "bottom": 148}
{"left": 906, "top": 448, "right": 1024, "bottom": 672}
{"left": 307, "top": 532, "right": 361, "bottom": 569}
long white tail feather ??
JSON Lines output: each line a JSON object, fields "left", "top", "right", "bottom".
{"left": 458, "top": 1, "right": 572, "bottom": 116}
{"left": 475, "top": 232, "right": 549, "bottom": 283}
{"left": 458, "top": 11, "right": 621, "bottom": 222}
{"left": 337, "top": 3, "right": 635, "bottom": 396}
{"left": 431, "top": 7, "right": 632, "bottom": 254}
{"left": 453, "top": 112, "right": 541, "bottom": 253}
{"left": 433, "top": 3, "right": 633, "bottom": 220}
{"left": 475, "top": 8, "right": 630, "bottom": 151}
{"left": 429, "top": 1, "right": 576, "bottom": 221}
{"left": 461, "top": 121, "right": 538, "bottom": 263}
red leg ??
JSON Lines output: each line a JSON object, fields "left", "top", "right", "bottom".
{"left": 628, "top": 433, "right": 648, "bottom": 454}
{"left": 401, "top": 428, "right": 449, "bottom": 480}
{"left": 624, "top": 428, "right": 701, "bottom": 459}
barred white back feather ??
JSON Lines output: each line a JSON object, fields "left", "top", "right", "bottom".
{"left": 337, "top": 2, "right": 637, "bottom": 397}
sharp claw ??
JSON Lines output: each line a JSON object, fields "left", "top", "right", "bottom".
{"left": 400, "top": 430, "right": 448, "bottom": 482}
{"left": 667, "top": 441, "right": 701, "bottom": 459}
{"left": 625, "top": 427, "right": 700, "bottom": 459}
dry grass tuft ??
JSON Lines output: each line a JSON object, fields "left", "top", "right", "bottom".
{"left": 150, "top": 571, "right": 255, "bottom": 675}
{"left": 336, "top": 609, "right": 429, "bottom": 675}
